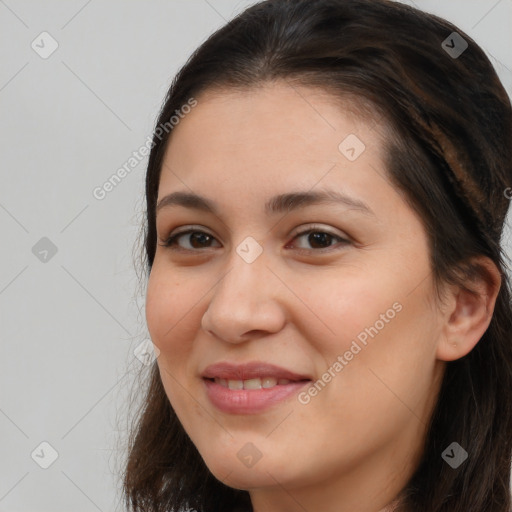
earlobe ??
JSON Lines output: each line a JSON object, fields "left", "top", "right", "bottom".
{"left": 436, "top": 257, "right": 501, "bottom": 362}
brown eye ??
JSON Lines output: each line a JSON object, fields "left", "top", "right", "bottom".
{"left": 159, "top": 224, "right": 350, "bottom": 253}
{"left": 288, "top": 226, "right": 350, "bottom": 252}
{"left": 160, "top": 229, "right": 220, "bottom": 251}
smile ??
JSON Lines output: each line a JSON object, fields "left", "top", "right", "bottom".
{"left": 211, "top": 376, "right": 293, "bottom": 389}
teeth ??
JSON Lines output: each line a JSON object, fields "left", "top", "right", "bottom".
{"left": 262, "top": 377, "right": 278, "bottom": 388}
{"left": 214, "top": 377, "right": 289, "bottom": 389}
{"left": 227, "top": 379, "right": 243, "bottom": 390}
{"left": 244, "top": 378, "right": 262, "bottom": 390}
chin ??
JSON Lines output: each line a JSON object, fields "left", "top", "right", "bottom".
{"left": 210, "top": 462, "right": 283, "bottom": 490}
{"left": 199, "top": 446, "right": 291, "bottom": 490}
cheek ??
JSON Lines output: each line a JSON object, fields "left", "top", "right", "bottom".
{"left": 145, "top": 265, "right": 198, "bottom": 360}
{"left": 325, "top": 284, "right": 440, "bottom": 427}
{"left": 145, "top": 266, "right": 204, "bottom": 417}
{"left": 291, "top": 269, "right": 400, "bottom": 359}
{"left": 294, "top": 258, "right": 440, "bottom": 403}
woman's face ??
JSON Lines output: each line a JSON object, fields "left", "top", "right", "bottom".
{"left": 146, "top": 82, "right": 447, "bottom": 510}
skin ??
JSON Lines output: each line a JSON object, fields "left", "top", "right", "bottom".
{"left": 145, "top": 81, "right": 500, "bottom": 512}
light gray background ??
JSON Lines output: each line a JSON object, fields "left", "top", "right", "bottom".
{"left": 1, "top": 1, "right": 511, "bottom": 510}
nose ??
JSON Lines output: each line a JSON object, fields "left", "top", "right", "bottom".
{"left": 201, "top": 249, "right": 286, "bottom": 344}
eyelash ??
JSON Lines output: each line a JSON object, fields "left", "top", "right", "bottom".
{"left": 158, "top": 224, "right": 350, "bottom": 254}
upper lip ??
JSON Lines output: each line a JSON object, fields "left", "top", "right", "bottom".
{"left": 201, "top": 361, "right": 312, "bottom": 381}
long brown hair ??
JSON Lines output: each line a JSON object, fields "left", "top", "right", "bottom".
{"left": 121, "top": 1, "right": 512, "bottom": 510}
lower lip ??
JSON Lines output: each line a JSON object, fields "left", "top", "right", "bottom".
{"left": 203, "top": 378, "right": 310, "bottom": 414}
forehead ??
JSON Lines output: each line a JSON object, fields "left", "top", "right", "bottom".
{"left": 160, "top": 82, "right": 387, "bottom": 190}
{"left": 154, "top": 83, "right": 426, "bottom": 249}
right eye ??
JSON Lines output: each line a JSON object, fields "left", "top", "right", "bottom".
{"left": 159, "top": 228, "right": 221, "bottom": 252}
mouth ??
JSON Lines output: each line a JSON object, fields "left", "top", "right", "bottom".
{"left": 201, "top": 360, "right": 312, "bottom": 381}
{"left": 204, "top": 376, "right": 308, "bottom": 390}
{"left": 201, "top": 361, "right": 313, "bottom": 414}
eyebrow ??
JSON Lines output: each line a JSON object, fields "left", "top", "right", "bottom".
{"left": 156, "top": 189, "right": 375, "bottom": 217}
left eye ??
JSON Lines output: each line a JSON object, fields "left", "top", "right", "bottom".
{"left": 289, "top": 227, "right": 350, "bottom": 251}
{"left": 159, "top": 226, "right": 349, "bottom": 252}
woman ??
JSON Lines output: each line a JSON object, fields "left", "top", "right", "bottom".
{"left": 122, "top": 0, "right": 512, "bottom": 510}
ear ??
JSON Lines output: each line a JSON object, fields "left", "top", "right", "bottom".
{"left": 436, "top": 256, "right": 501, "bottom": 362}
